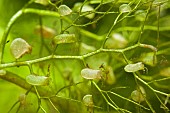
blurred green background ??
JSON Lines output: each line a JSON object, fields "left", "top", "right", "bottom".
{"left": 0, "top": 0, "right": 170, "bottom": 113}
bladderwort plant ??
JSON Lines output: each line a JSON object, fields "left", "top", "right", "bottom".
{"left": 0, "top": 0, "right": 170, "bottom": 113}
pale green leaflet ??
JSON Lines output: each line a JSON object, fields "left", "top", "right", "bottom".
{"left": 81, "top": 68, "right": 102, "bottom": 80}
{"left": 124, "top": 62, "right": 145, "bottom": 73}
{"left": 10, "top": 38, "right": 32, "bottom": 59}
{"left": 26, "top": 74, "right": 49, "bottom": 86}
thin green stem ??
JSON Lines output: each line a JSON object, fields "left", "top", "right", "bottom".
{"left": 105, "top": 92, "right": 126, "bottom": 113}
{"left": 8, "top": 100, "right": 20, "bottom": 113}
{"left": 0, "top": 43, "right": 157, "bottom": 69}
{"left": 0, "top": 7, "right": 105, "bottom": 63}
{"left": 134, "top": 74, "right": 156, "bottom": 113}
{"left": 101, "top": 12, "right": 122, "bottom": 48}
{"left": 148, "top": 77, "right": 170, "bottom": 84}
{"left": 138, "top": 1, "right": 153, "bottom": 43}
{"left": 79, "top": 0, "right": 88, "bottom": 15}
{"left": 120, "top": 46, "right": 167, "bottom": 112}
{"left": 55, "top": 82, "right": 83, "bottom": 95}
{"left": 48, "top": 98, "right": 61, "bottom": 113}
{"left": 34, "top": 86, "right": 42, "bottom": 113}
{"left": 0, "top": 8, "right": 60, "bottom": 64}
{"left": 115, "top": 26, "right": 170, "bottom": 32}
{"left": 134, "top": 73, "right": 168, "bottom": 96}
{"left": 107, "top": 91, "right": 150, "bottom": 110}
{"left": 63, "top": 2, "right": 113, "bottom": 32}
{"left": 0, "top": 10, "right": 23, "bottom": 63}
{"left": 102, "top": 0, "right": 142, "bottom": 48}
{"left": 23, "top": 8, "right": 60, "bottom": 17}
{"left": 23, "top": 0, "right": 35, "bottom": 8}
{"left": 39, "top": 16, "right": 45, "bottom": 57}
{"left": 48, "top": 0, "right": 58, "bottom": 9}
{"left": 40, "top": 105, "right": 47, "bottom": 113}
{"left": 157, "top": 5, "right": 160, "bottom": 48}
{"left": 92, "top": 81, "right": 120, "bottom": 112}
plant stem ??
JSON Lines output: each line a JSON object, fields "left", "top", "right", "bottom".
{"left": 0, "top": 10, "right": 23, "bottom": 63}
{"left": 0, "top": 70, "right": 54, "bottom": 96}
{"left": 0, "top": 43, "right": 157, "bottom": 69}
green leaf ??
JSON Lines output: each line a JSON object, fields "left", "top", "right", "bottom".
{"left": 73, "top": 3, "right": 95, "bottom": 19}
{"left": 10, "top": 38, "right": 32, "bottom": 59}
{"left": 139, "top": 52, "right": 157, "bottom": 66}
{"left": 81, "top": 68, "right": 102, "bottom": 80}
{"left": 58, "top": 5, "right": 72, "bottom": 16}
{"left": 119, "top": 4, "right": 131, "bottom": 13}
{"left": 83, "top": 94, "right": 94, "bottom": 107}
{"left": 26, "top": 74, "right": 49, "bottom": 86}
{"left": 131, "top": 86, "right": 146, "bottom": 102}
{"left": 135, "top": 10, "right": 147, "bottom": 22}
{"left": 52, "top": 34, "right": 76, "bottom": 45}
{"left": 124, "top": 62, "right": 144, "bottom": 72}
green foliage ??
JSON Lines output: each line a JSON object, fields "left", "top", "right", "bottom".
{"left": 0, "top": 0, "right": 170, "bottom": 113}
